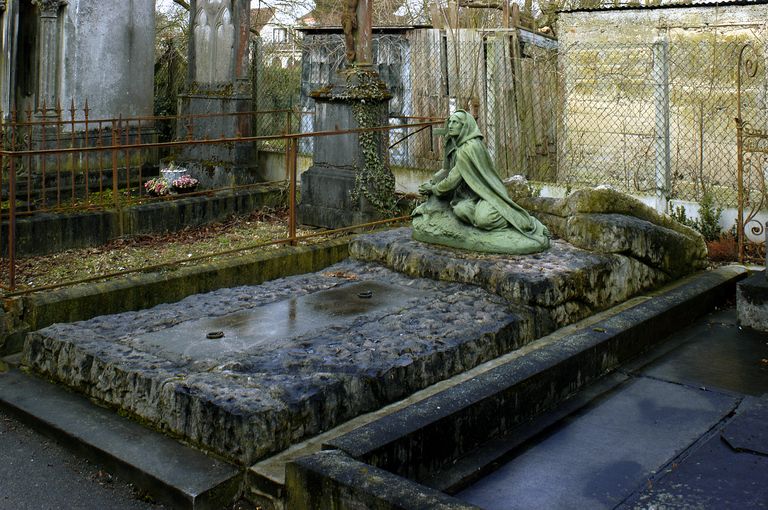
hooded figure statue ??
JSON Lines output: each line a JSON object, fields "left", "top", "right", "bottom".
{"left": 412, "top": 110, "right": 550, "bottom": 254}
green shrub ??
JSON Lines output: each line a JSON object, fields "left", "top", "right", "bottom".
{"left": 670, "top": 192, "right": 723, "bottom": 242}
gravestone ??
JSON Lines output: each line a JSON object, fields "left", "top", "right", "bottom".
{"left": 297, "top": 0, "right": 395, "bottom": 229}
{"left": 178, "top": 0, "right": 257, "bottom": 187}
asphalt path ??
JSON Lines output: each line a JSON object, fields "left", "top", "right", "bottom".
{"left": 0, "top": 408, "right": 166, "bottom": 510}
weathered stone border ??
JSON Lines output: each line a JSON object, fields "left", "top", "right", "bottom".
{"left": 286, "top": 450, "right": 479, "bottom": 510}
{"left": 3, "top": 185, "right": 285, "bottom": 257}
{"left": 0, "top": 237, "right": 351, "bottom": 355}
{"left": 286, "top": 266, "right": 746, "bottom": 509}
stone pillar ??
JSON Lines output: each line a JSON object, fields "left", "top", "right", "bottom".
{"left": 298, "top": 66, "right": 394, "bottom": 229}
{"left": 178, "top": 0, "right": 255, "bottom": 187}
{"left": 32, "top": 0, "right": 66, "bottom": 115}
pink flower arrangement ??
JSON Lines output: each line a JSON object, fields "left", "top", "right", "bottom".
{"left": 172, "top": 175, "right": 199, "bottom": 190}
{"left": 144, "top": 177, "right": 170, "bottom": 196}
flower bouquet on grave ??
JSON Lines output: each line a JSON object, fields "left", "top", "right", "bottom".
{"left": 144, "top": 177, "right": 171, "bottom": 196}
{"left": 171, "top": 175, "right": 199, "bottom": 193}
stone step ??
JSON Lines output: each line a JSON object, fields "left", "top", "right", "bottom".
{"left": 0, "top": 367, "right": 242, "bottom": 510}
{"left": 249, "top": 265, "right": 748, "bottom": 506}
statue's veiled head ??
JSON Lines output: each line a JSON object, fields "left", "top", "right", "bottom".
{"left": 445, "top": 110, "right": 483, "bottom": 149}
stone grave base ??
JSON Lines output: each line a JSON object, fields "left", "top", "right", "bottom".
{"left": 737, "top": 270, "right": 768, "bottom": 332}
{"left": 23, "top": 229, "right": 675, "bottom": 466}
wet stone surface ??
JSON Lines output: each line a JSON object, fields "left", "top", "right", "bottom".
{"left": 24, "top": 260, "right": 533, "bottom": 465}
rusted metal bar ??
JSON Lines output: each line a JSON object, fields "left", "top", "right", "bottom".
{"left": 736, "top": 43, "right": 750, "bottom": 264}
{"left": 284, "top": 109, "right": 291, "bottom": 135}
{"left": 287, "top": 138, "right": 298, "bottom": 245}
{"left": 121, "top": 115, "right": 131, "bottom": 198}
{"left": 98, "top": 120, "right": 105, "bottom": 196}
{"left": 25, "top": 106, "right": 32, "bottom": 212}
{"left": 55, "top": 101, "right": 62, "bottom": 207}
{"left": 136, "top": 117, "right": 143, "bottom": 199}
{"left": 70, "top": 99, "right": 76, "bottom": 202}
{"left": 8, "top": 143, "right": 16, "bottom": 290}
{"left": 10, "top": 108, "right": 296, "bottom": 128}
{"left": 111, "top": 119, "right": 119, "bottom": 210}
{"left": 0, "top": 120, "right": 442, "bottom": 157}
{"left": 84, "top": 100, "right": 90, "bottom": 203}
{"left": 736, "top": 118, "right": 744, "bottom": 263}
{"left": 41, "top": 101, "right": 48, "bottom": 208}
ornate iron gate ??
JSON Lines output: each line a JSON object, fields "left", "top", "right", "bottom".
{"left": 735, "top": 43, "right": 768, "bottom": 264}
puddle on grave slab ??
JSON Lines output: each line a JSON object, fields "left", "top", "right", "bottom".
{"left": 132, "top": 281, "right": 428, "bottom": 360}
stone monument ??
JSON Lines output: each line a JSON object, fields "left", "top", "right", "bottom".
{"left": 412, "top": 110, "right": 551, "bottom": 255}
{"left": 1, "top": 0, "right": 154, "bottom": 123}
{"left": 297, "top": 0, "right": 396, "bottom": 228}
{"left": 178, "top": 0, "right": 256, "bottom": 187}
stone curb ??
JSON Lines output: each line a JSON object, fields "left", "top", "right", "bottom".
{"left": 3, "top": 186, "right": 285, "bottom": 258}
{"left": 286, "top": 450, "right": 480, "bottom": 510}
{"left": 0, "top": 237, "right": 351, "bottom": 356}
{"left": 287, "top": 266, "right": 746, "bottom": 508}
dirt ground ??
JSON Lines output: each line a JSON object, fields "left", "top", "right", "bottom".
{"left": 3, "top": 208, "right": 341, "bottom": 292}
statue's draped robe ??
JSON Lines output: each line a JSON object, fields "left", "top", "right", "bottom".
{"left": 412, "top": 111, "right": 550, "bottom": 254}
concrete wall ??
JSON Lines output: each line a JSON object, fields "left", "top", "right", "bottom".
{"left": 559, "top": 5, "right": 768, "bottom": 43}
{"left": 62, "top": 0, "right": 155, "bottom": 118}
{"left": 258, "top": 148, "right": 432, "bottom": 193}
{"left": 3, "top": 186, "right": 284, "bottom": 257}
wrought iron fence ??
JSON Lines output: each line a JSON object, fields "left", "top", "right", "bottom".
{"left": 736, "top": 42, "right": 768, "bottom": 263}
{"left": 0, "top": 107, "right": 435, "bottom": 291}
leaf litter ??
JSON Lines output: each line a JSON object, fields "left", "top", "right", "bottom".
{"left": 5, "top": 208, "right": 342, "bottom": 291}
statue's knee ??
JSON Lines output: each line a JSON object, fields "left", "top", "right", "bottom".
{"left": 474, "top": 202, "right": 506, "bottom": 230}
{"left": 452, "top": 201, "right": 475, "bottom": 224}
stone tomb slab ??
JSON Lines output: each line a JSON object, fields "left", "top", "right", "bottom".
{"left": 24, "top": 231, "right": 678, "bottom": 467}
{"left": 132, "top": 280, "right": 429, "bottom": 361}
{"left": 350, "top": 228, "right": 670, "bottom": 333}
{"left": 24, "top": 261, "right": 534, "bottom": 465}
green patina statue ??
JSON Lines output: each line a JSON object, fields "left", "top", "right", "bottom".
{"left": 412, "top": 110, "right": 551, "bottom": 254}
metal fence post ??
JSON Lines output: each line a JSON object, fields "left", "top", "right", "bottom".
{"left": 8, "top": 150, "right": 16, "bottom": 290}
{"left": 653, "top": 34, "right": 671, "bottom": 214}
{"left": 112, "top": 119, "right": 123, "bottom": 238}
{"left": 286, "top": 137, "right": 298, "bottom": 245}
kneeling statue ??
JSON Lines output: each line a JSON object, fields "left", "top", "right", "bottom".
{"left": 412, "top": 110, "right": 550, "bottom": 254}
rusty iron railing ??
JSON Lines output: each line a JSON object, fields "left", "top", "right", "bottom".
{"left": 736, "top": 43, "right": 768, "bottom": 264}
{"left": 0, "top": 106, "right": 440, "bottom": 292}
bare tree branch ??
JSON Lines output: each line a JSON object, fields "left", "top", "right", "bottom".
{"left": 172, "top": 0, "right": 190, "bottom": 10}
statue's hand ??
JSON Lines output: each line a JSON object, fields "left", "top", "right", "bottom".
{"left": 419, "top": 181, "right": 433, "bottom": 196}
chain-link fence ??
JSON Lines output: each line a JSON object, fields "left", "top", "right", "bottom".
{"left": 558, "top": 29, "right": 767, "bottom": 208}
{"left": 252, "top": 38, "right": 303, "bottom": 152}
{"left": 154, "top": 38, "right": 188, "bottom": 143}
